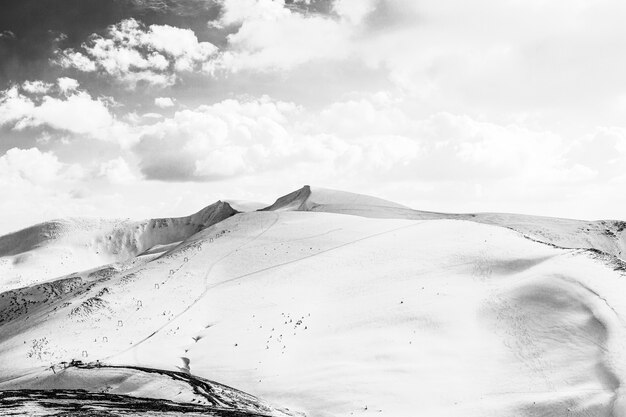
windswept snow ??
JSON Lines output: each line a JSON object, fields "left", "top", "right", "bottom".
{"left": 1, "top": 186, "right": 626, "bottom": 416}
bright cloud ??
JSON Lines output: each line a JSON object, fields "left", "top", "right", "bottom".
{"left": 133, "top": 98, "right": 299, "bottom": 180}
{"left": 57, "top": 77, "right": 80, "bottom": 94}
{"left": 0, "top": 147, "right": 85, "bottom": 186}
{"left": 0, "top": 82, "right": 136, "bottom": 145}
{"left": 128, "top": 94, "right": 594, "bottom": 189}
{"left": 154, "top": 97, "right": 175, "bottom": 108}
{"left": 0, "top": 86, "right": 36, "bottom": 126}
{"left": 0, "top": 147, "right": 65, "bottom": 184}
{"left": 98, "top": 157, "right": 137, "bottom": 184}
{"left": 208, "top": 0, "right": 354, "bottom": 73}
{"left": 56, "top": 18, "right": 218, "bottom": 88}
{"left": 22, "top": 80, "right": 53, "bottom": 95}
{"left": 16, "top": 92, "right": 114, "bottom": 134}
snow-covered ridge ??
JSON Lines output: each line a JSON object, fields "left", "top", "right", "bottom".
{"left": 259, "top": 185, "right": 410, "bottom": 212}
{"left": 0, "top": 201, "right": 237, "bottom": 291}
{"left": 2, "top": 186, "right": 626, "bottom": 417}
{"left": 0, "top": 200, "right": 237, "bottom": 259}
{"left": 94, "top": 200, "right": 238, "bottom": 259}
{"left": 260, "top": 185, "right": 626, "bottom": 260}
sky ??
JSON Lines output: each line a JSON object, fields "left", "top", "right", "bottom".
{"left": 1, "top": 0, "right": 626, "bottom": 234}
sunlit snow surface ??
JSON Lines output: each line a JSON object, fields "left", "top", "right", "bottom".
{"left": 1, "top": 186, "right": 626, "bottom": 416}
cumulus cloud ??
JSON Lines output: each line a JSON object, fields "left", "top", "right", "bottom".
{"left": 19, "top": 78, "right": 81, "bottom": 97}
{"left": 56, "top": 50, "right": 97, "bottom": 72}
{"left": 55, "top": 18, "right": 218, "bottom": 88}
{"left": 127, "top": 93, "right": 594, "bottom": 190}
{"left": 313, "top": 98, "right": 587, "bottom": 184}
{"left": 0, "top": 147, "right": 80, "bottom": 184}
{"left": 133, "top": 98, "right": 298, "bottom": 180}
{"left": 57, "top": 77, "right": 80, "bottom": 94}
{"left": 1, "top": 87, "right": 111, "bottom": 135}
{"left": 23, "top": 93, "right": 113, "bottom": 134}
{"left": 0, "top": 148, "right": 131, "bottom": 235}
{"left": 22, "top": 80, "right": 53, "bottom": 95}
{"left": 154, "top": 97, "right": 175, "bottom": 108}
{"left": 199, "top": 0, "right": 626, "bottom": 131}
{"left": 0, "top": 82, "right": 136, "bottom": 145}
{"left": 132, "top": 96, "right": 391, "bottom": 181}
{"left": 0, "top": 86, "right": 36, "bottom": 126}
{"left": 3, "top": 0, "right": 624, "bottom": 224}
{"left": 208, "top": 0, "right": 354, "bottom": 73}
{"left": 98, "top": 157, "right": 137, "bottom": 184}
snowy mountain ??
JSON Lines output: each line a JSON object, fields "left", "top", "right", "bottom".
{"left": 1, "top": 186, "right": 625, "bottom": 416}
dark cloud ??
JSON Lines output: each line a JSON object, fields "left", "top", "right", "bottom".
{"left": 0, "top": 1, "right": 124, "bottom": 84}
{"left": 0, "top": 0, "right": 221, "bottom": 86}
{"left": 127, "top": 0, "right": 214, "bottom": 16}
{"left": 285, "top": 0, "right": 334, "bottom": 14}
{"left": 139, "top": 159, "right": 198, "bottom": 182}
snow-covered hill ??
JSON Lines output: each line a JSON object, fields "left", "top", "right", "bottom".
{"left": 265, "top": 186, "right": 626, "bottom": 259}
{"left": 1, "top": 186, "right": 626, "bottom": 416}
{"left": 0, "top": 201, "right": 238, "bottom": 292}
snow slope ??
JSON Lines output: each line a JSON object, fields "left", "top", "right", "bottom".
{"left": 1, "top": 186, "right": 626, "bottom": 416}
{"left": 266, "top": 185, "right": 626, "bottom": 260}
{"left": 0, "top": 201, "right": 238, "bottom": 292}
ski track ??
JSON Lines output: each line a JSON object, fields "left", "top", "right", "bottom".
{"left": 106, "top": 217, "right": 422, "bottom": 363}
{"left": 105, "top": 213, "right": 281, "bottom": 361}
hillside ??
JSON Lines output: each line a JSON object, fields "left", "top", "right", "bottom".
{"left": 0, "top": 201, "right": 238, "bottom": 292}
{"left": 1, "top": 186, "right": 626, "bottom": 416}
{"left": 264, "top": 186, "right": 626, "bottom": 260}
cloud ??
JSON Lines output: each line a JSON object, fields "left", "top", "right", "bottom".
{"left": 213, "top": 0, "right": 290, "bottom": 26}
{"left": 127, "top": 0, "right": 215, "bottom": 16}
{"left": 208, "top": 0, "right": 354, "bottom": 73}
{"left": 22, "top": 80, "right": 53, "bottom": 95}
{"left": 118, "top": 90, "right": 622, "bottom": 221}
{"left": 5, "top": 89, "right": 113, "bottom": 135}
{"left": 25, "top": 93, "right": 113, "bottom": 135}
{"left": 0, "top": 82, "right": 137, "bottom": 146}
{"left": 57, "top": 77, "right": 80, "bottom": 94}
{"left": 19, "top": 78, "right": 80, "bottom": 96}
{"left": 311, "top": 97, "right": 585, "bottom": 184}
{"left": 129, "top": 93, "right": 587, "bottom": 188}
{"left": 98, "top": 157, "right": 137, "bottom": 184}
{"left": 567, "top": 126, "right": 626, "bottom": 179}
{"left": 133, "top": 97, "right": 298, "bottom": 180}
{"left": 0, "top": 147, "right": 125, "bottom": 235}
{"left": 333, "top": 0, "right": 378, "bottom": 24}
{"left": 195, "top": 0, "right": 626, "bottom": 131}
{"left": 3, "top": 0, "right": 625, "bottom": 225}
{"left": 0, "top": 147, "right": 77, "bottom": 184}
{"left": 132, "top": 96, "right": 406, "bottom": 182}
{"left": 56, "top": 50, "right": 98, "bottom": 72}
{"left": 142, "top": 112, "right": 164, "bottom": 119}
{"left": 154, "top": 97, "right": 175, "bottom": 108}
{"left": 55, "top": 18, "right": 218, "bottom": 88}
{"left": 0, "top": 86, "right": 36, "bottom": 126}
{"left": 408, "top": 113, "right": 575, "bottom": 182}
